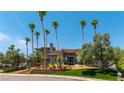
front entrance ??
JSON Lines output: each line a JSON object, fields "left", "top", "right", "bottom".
{"left": 66, "top": 57, "right": 75, "bottom": 65}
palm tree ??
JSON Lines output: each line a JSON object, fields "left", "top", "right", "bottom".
{"left": 38, "top": 11, "right": 47, "bottom": 69}
{"left": 35, "top": 32, "right": 40, "bottom": 66}
{"left": 9, "top": 45, "right": 15, "bottom": 50}
{"left": 52, "top": 21, "right": 61, "bottom": 68}
{"left": 8, "top": 45, "right": 15, "bottom": 53}
{"left": 44, "top": 29, "right": 50, "bottom": 64}
{"left": 80, "top": 19, "right": 86, "bottom": 47}
{"left": 52, "top": 21, "right": 59, "bottom": 51}
{"left": 91, "top": 19, "right": 98, "bottom": 35}
{"left": 28, "top": 23, "right": 35, "bottom": 66}
{"left": 35, "top": 32, "right": 40, "bottom": 50}
{"left": 45, "top": 29, "right": 50, "bottom": 47}
{"left": 25, "top": 37, "right": 30, "bottom": 60}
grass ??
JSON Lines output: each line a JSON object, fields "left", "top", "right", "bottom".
{"left": 53, "top": 68, "right": 117, "bottom": 80}
{"left": 0, "top": 66, "right": 117, "bottom": 80}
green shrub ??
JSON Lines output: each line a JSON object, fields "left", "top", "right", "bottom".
{"left": 98, "top": 69, "right": 117, "bottom": 76}
{"left": 82, "top": 68, "right": 117, "bottom": 76}
{"left": 118, "top": 57, "right": 124, "bottom": 76}
{"left": 82, "top": 69, "right": 97, "bottom": 76}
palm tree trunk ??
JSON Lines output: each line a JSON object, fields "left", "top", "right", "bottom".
{"left": 94, "top": 26, "right": 97, "bottom": 35}
{"left": 36, "top": 37, "right": 39, "bottom": 66}
{"left": 46, "top": 34, "right": 48, "bottom": 48}
{"left": 100, "top": 46, "right": 104, "bottom": 72}
{"left": 37, "top": 37, "right": 39, "bottom": 50}
{"left": 55, "top": 28, "right": 61, "bottom": 68}
{"left": 26, "top": 44, "right": 28, "bottom": 60}
{"left": 26, "top": 44, "right": 29, "bottom": 68}
{"left": 41, "top": 19, "right": 47, "bottom": 69}
{"left": 46, "top": 34, "right": 48, "bottom": 56}
{"left": 82, "top": 28, "right": 84, "bottom": 47}
{"left": 55, "top": 28, "right": 59, "bottom": 51}
{"left": 32, "top": 31, "right": 34, "bottom": 66}
{"left": 45, "top": 34, "right": 48, "bottom": 65}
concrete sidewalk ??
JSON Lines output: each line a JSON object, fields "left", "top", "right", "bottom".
{"left": 0, "top": 73, "right": 105, "bottom": 81}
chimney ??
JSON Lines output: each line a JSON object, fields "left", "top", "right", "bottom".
{"left": 50, "top": 43, "right": 53, "bottom": 51}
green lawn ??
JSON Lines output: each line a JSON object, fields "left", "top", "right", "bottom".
{"left": 53, "top": 69, "right": 117, "bottom": 80}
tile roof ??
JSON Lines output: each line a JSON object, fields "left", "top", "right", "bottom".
{"left": 61, "top": 49, "right": 79, "bottom": 54}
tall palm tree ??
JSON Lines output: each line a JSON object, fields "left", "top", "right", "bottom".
{"left": 52, "top": 21, "right": 59, "bottom": 51}
{"left": 9, "top": 45, "right": 15, "bottom": 50}
{"left": 52, "top": 21, "right": 61, "bottom": 68}
{"left": 45, "top": 29, "right": 50, "bottom": 47}
{"left": 38, "top": 11, "right": 47, "bottom": 69}
{"left": 91, "top": 19, "right": 98, "bottom": 35}
{"left": 28, "top": 23, "right": 35, "bottom": 66}
{"left": 35, "top": 32, "right": 40, "bottom": 50}
{"left": 25, "top": 37, "right": 30, "bottom": 60}
{"left": 80, "top": 19, "right": 86, "bottom": 47}
{"left": 45, "top": 29, "right": 50, "bottom": 63}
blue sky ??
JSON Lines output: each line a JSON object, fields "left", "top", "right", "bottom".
{"left": 0, "top": 11, "right": 124, "bottom": 54}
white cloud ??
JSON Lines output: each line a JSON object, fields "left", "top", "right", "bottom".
{"left": 0, "top": 32, "right": 9, "bottom": 41}
{"left": 18, "top": 39, "right": 25, "bottom": 45}
{"left": 12, "top": 39, "right": 26, "bottom": 54}
{"left": 0, "top": 32, "right": 31, "bottom": 54}
{"left": 15, "top": 39, "right": 26, "bottom": 49}
{"left": 15, "top": 39, "right": 31, "bottom": 54}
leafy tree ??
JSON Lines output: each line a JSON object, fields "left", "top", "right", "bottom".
{"left": 111, "top": 48, "right": 121, "bottom": 70}
{"left": 28, "top": 54, "right": 33, "bottom": 64}
{"left": 35, "top": 51, "right": 43, "bottom": 66}
{"left": 93, "top": 33, "right": 113, "bottom": 71}
{"left": 118, "top": 57, "right": 124, "bottom": 75}
{"left": 5, "top": 45, "right": 26, "bottom": 69}
{"left": 28, "top": 51, "right": 43, "bottom": 66}
{"left": 0, "top": 52, "right": 4, "bottom": 63}
{"left": 113, "top": 49, "right": 124, "bottom": 74}
{"left": 77, "top": 33, "right": 120, "bottom": 72}
{"left": 77, "top": 43, "right": 94, "bottom": 65}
